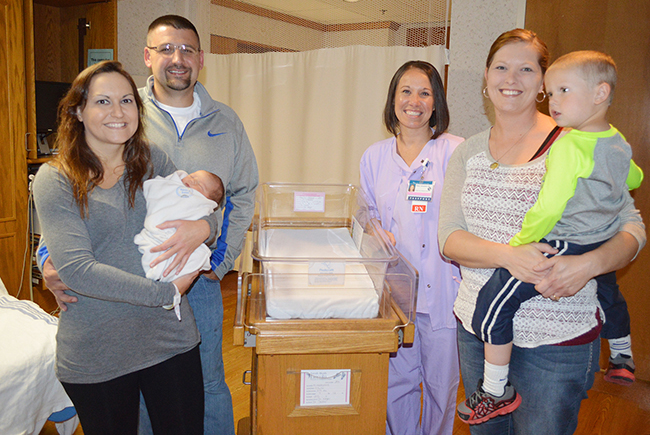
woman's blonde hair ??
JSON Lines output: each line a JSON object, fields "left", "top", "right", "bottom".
{"left": 486, "top": 28, "right": 550, "bottom": 74}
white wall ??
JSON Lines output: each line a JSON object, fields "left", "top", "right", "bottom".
{"left": 211, "top": 5, "right": 324, "bottom": 51}
{"left": 117, "top": 0, "right": 527, "bottom": 137}
{"left": 446, "top": 0, "right": 526, "bottom": 138}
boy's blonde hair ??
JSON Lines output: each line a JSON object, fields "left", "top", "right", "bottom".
{"left": 548, "top": 50, "right": 617, "bottom": 103}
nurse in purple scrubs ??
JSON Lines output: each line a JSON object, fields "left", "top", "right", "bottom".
{"left": 360, "top": 60, "right": 464, "bottom": 435}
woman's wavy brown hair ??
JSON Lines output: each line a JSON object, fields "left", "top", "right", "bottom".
{"left": 52, "top": 60, "right": 151, "bottom": 217}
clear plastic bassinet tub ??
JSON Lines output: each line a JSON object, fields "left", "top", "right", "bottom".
{"left": 251, "top": 183, "right": 417, "bottom": 320}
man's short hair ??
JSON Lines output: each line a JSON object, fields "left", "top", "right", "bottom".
{"left": 147, "top": 15, "right": 200, "bottom": 48}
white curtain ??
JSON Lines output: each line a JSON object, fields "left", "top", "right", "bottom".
{"left": 199, "top": 45, "right": 447, "bottom": 185}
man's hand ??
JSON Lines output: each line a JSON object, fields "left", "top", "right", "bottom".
{"left": 43, "top": 257, "right": 77, "bottom": 311}
{"left": 150, "top": 219, "right": 210, "bottom": 277}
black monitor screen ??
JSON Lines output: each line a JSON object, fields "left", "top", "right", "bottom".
{"left": 35, "top": 81, "right": 71, "bottom": 134}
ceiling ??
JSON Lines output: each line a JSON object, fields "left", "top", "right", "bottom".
{"left": 237, "top": 0, "right": 448, "bottom": 25}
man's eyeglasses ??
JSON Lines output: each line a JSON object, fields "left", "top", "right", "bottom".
{"left": 147, "top": 43, "right": 200, "bottom": 56}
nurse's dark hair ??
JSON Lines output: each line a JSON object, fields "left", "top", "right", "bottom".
{"left": 383, "top": 60, "right": 450, "bottom": 140}
{"left": 148, "top": 15, "right": 201, "bottom": 49}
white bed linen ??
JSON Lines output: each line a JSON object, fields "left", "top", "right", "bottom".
{"left": 261, "top": 228, "right": 380, "bottom": 319}
{"left": 0, "top": 294, "right": 76, "bottom": 435}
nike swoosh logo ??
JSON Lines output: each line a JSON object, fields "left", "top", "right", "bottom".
{"left": 207, "top": 131, "right": 225, "bottom": 137}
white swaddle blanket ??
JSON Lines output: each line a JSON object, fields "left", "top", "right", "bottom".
{"left": 261, "top": 228, "right": 380, "bottom": 319}
{"left": 134, "top": 170, "right": 217, "bottom": 282}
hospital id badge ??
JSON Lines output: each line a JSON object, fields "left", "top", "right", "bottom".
{"left": 406, "top": 180, "right": 434, "bottom": 201}
{"left": 411, "top": 201, "right": 427, "bottom": 213}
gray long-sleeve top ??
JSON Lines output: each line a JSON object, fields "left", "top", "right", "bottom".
{"left": 33, "top": 146, "right": 201, "bottom": 383}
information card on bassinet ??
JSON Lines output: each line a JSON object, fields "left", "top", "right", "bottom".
{"left": 300, "top": 369, "right": 351, "bottom": 406}
{"left": 294, "top": 191, "right": 326, "bottom": 212}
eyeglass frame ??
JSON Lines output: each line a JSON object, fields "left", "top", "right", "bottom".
{"left": 146, "top": 43, "right": 201, "bottom": 56}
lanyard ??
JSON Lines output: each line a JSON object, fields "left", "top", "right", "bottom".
{"left": 419, "top": 158, "right": 430, "bottom": 180}
{"left": 407, "top": 158, "right": 434, "bottom": 213}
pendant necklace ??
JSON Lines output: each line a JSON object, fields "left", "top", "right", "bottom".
{"left": 490, "top": 120, "right": 537, "bottom": 170}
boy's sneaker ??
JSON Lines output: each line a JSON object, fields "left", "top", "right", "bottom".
{"left": 604, "top": 354, "right": 635, "bottom": 385}
{"left": 457, "top": 380, "right": 522, "bottom": 425}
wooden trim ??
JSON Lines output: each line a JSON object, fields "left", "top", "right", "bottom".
{"left": 24, "top": 0, "right": 38, "bottom": 160}
{"left": 34, "top": 0, "right": 110, "bottom": 6}
{"left": 212, "top": 0, "right": 325, "bottom": 32}
{"left": 212, "top": 0, "right": 400, "bottom": 33}
{"left": 211, "top": 34, "right": 297, "bottom": 54}
{"left": 325, "top": 21, "right": 400, "bottom": 32}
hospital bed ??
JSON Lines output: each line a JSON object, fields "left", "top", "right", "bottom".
{"left": 0, "top": 278, "right": 78, "bottom": 435}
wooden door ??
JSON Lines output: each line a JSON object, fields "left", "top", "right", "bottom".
{"left": 0, "top": 0, "right": 29, "bottom": 297}
{"left": 526, "top": 0, "right": 650, "bottom": 380}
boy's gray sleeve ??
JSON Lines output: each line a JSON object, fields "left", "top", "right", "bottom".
{"left": 617, "top": 190, "right": 646, "bottom": 259}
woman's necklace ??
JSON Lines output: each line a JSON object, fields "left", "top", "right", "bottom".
{"left": 490, "top": 120, "right": 537, "bottom": 170}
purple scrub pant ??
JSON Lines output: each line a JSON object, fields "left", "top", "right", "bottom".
{"left": 386, "top": 313, "right": 459, "bottom": 435}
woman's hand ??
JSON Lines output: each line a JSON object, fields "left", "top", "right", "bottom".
{"left": 533, "top": 231, "right": 639, "bottom": 299}
{"left": 533, "top": 255, "right": 593, "bottom": 299}
{"left": 501, "top": 242, "right": 558, "bottom": 285}
{"left": 150, "top": 219, "right": 210, "bottom": 277}
{"left": 42, "top": 257, "right": 77, "bottom": 311}
{"left": 443, "top": 230, "right": 557, "bottom": 282}
{"left": 172, "top": 270, "right": 200, "bottom": 296}
{"left": 385, "top": 230, "right": 396, "bottom": 246}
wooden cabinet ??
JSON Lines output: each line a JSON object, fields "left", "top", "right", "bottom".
{"left": 0, "top": 0, "right": 30, "bottom": 298}
{"left": 0, "top": 0, "right": 115, "bottom": 309}
{"left": 235, "top": 271, "right": 414, "bottom": 434}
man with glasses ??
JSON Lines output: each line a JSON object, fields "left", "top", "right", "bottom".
{"left": 42, "top": 15, "right": 258, "bottom": 435}
{"left": 140, "top": 15, "right": 258, "bottom": 435}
